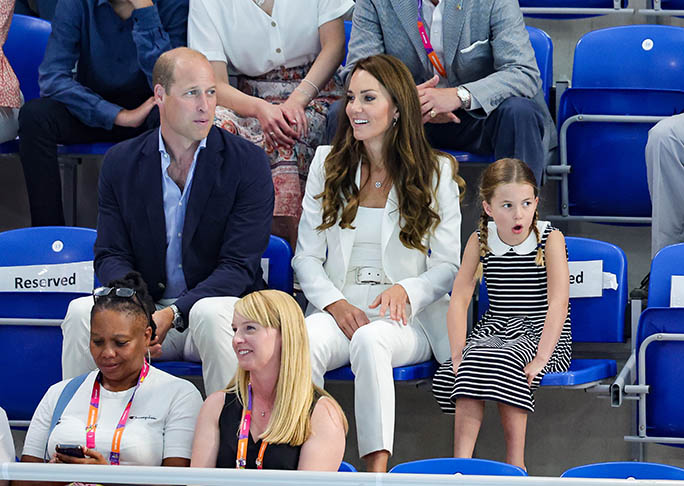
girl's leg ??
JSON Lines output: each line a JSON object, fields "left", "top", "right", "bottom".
{"left": 498, "top": 402, "right": 528, "bottom": 470}
{"left": 453, "top": 398, "right": 485, "bottom": 457}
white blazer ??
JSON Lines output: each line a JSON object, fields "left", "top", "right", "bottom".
{"left": 293, "top": 146, "right": 462, "bottom": 363}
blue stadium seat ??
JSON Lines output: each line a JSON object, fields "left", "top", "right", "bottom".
{"left": 0, "top": 14, "right": 51, "bottom": 155}
{"left": 342, "top": 20, "right": 352, "bottom": 67}
{"left": 441, "top": 26, "right": 552, "bottom": 165}
{"left": 325, "top": 360, "right": 438, "bottom": 381}
{"left": 561, "top": 461, "right": 684, "bottom": 479}
{"left": 549, "top": 25, "right": 684, "bottom": 224}
{"left": 647, "top": 243, "right": 684, "bottom": 308}
{"left": 389, "top": 457, "right": 527, "bottom": 476}
{"left": 612, "top": 244, "right": 684, "bottom": 449}
{"left": 0, "top": 14, "right": 111, "bottom": 225}
{"left": 520, "top": 0, "right": 630, "bottom": 18}
{"left": 478, "top": 236, "right": 626, "bottom": 387}
{"left": 0, "top": 227, "right": 97, "bottom": 422}
{"left": 338, "top": 461, "right": 357, "bottom": 472}
{"left": 155, "top": 235, "right": 293, "bottom": 377}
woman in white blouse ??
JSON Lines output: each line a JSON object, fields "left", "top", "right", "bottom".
{"left": 188, "top": 0, "right": 353, "bottom": 246}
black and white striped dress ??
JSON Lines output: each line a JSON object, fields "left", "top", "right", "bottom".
{"left": 432, "top": 221, "right": 572, "bottom": 413}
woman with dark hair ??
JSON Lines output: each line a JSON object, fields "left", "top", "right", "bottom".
{"left": 293, "top": 53, "right": 465, "bottom": 472}
{"left": 19, "top": 272, "right": 202, "bottom": 479}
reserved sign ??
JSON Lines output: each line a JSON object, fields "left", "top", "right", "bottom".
{"left": 569, "top": 260, "right": 604, "bottom": 298}
{"left": 671, "top": 275, "right": 684, "bottom": 307}
{"left": 0, "top": 261, "right": 94, "bottom": 293}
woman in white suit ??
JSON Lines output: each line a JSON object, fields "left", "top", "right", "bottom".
{"left": 293, "top": 54, "right": 465, "bottom": 472}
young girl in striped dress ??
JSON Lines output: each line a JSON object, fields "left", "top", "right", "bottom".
{"left": 432, "top": 158, "right": 572, "bottom": 471}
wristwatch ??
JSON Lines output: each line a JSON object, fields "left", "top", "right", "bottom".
{"left": 170, "top": 304, "right": 187, "bottom": 332}
{"left": 456, "top": 86, "right": 472, "bottom": 111}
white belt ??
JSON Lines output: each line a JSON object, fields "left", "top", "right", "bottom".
{"left": 348, "top": 266, "right": 392, "bottom": 285}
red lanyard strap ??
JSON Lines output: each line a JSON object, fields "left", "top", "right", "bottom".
{"left": 236, "top": 383, "right": 269, "bottom": 469}
{"left": 416, "top": 0, "right": 448, "bottom": 78}
{"left": 86, "top": 360, "right": 150, "bottom": 465}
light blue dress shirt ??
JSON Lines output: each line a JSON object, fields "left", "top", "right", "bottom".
{"left": 158, "top": 129, "right": 207, "bottom": 299}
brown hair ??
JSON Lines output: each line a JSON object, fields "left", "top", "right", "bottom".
{"left": 316, "top": 54, "right": 465, "bottom": 253}
{"left": 477, "top": 158, "right": 543, "bottom": 279}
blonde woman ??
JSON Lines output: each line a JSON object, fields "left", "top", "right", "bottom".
{"left": 190, "top": 290, "right": 347, "bottom": 470}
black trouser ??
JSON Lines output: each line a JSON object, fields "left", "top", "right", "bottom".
{"left": 18, "top": 98, "right": 159, "bottom": 226}
{"left": 326, "top": 96, "right": 547, "bottom": 185}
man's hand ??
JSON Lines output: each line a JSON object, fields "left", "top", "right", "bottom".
{"left": 128, "top": 0, "right": 153, "bottom": 8}
{"left": 149, "top": 306, "right": 174, "bottom": 358}
{"left": 417, "top": 75, "right": 461, "bottom": 124}
{"left": 114, "top": 96, "right": 155, "bottom": 128}
{"left": 324, "top": 299, "right": 370, "bottom": 340}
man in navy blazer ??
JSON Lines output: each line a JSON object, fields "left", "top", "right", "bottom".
{"left": 60, "top": 48, "right": 274, "bottom": 394}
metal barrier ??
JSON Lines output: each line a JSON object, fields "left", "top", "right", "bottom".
{"left": 2, "top": 463, "right": 684, "bottom": 486}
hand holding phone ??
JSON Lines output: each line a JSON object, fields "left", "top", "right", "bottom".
{"left": 55, "top": 444, "right": 85, "bottom": 458}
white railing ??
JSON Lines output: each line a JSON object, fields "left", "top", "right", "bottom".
{"left": 2, "top": 463, "right": 684, "bottom": 486}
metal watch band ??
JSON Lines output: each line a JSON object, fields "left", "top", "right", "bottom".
{"left": 170, "top": 304, "right": 187, "bottom": 332}
{"left": 457, "top": 86, "right": 472, "bottom": 110}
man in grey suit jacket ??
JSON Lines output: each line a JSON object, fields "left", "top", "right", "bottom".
{"left": 333, "top": 0, "right": 555, "bottom": 184}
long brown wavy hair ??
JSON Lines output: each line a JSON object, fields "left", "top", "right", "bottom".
{"left": 316, "top": 54, "right": 465, "bottom": 254}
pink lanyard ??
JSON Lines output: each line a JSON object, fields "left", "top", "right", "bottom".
{"left": 416, "top": 0, "right": 448, "bottom": 78}
{"left": 85, "top": 360, "right": 150, "bottom": 465}
{"left": 236, "top": 383, "right": 268, "bottom": 469}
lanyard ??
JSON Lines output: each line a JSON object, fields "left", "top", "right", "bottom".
{"left": 86, "top": 360, "right": 150, "bottom": 465}
{"left": 236, "top": 383, "right": 269, "bottom": 469}
{"left": 416, "top": 0, "right": 448, "bottom": 78}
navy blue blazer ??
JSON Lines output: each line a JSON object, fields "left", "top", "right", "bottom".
{"left": 94, "top": 125, "right": 274, "bottom": 317}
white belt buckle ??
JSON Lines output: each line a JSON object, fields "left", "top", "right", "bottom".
{"left": 355, "top": 266, "right": 383, "bottom": 285}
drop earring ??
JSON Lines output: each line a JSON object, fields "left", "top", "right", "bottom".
{"left": 392, "top": 116, "right": 398, "bottom": 127}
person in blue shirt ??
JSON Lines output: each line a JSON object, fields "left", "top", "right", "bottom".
{"left": 17, "top": 0, "right": 188, "bottom": 226}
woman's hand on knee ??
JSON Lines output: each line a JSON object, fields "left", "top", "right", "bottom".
{"left": 254, "top": 99, "right": 298, "bottom": 148}
{"left": 369, "top": 284, "right": 409, "bottom": 325}
{"left": 324, "top": 299, "right": 370, "bottom": 339}
{"left": 281, "top": 92, "right": 309, "bottom": 139}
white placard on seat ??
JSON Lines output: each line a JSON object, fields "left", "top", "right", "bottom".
{"left": 261, "top": 258, "right": 270, "bottom": 284}
{"left": 670, "top": 275, "right": 684, "bottom": 307}
{"left": 0, "top": 261, "right": 94, "bottom": 293}
{"left": 568, "top": 260, "right": 617, "bottom": 298}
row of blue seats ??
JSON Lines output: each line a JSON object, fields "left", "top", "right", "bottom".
{"left": 3, "top": 231, "right": 684, "bottom": 459}
{"left": 0, "top": 226, "right": 625, "bottom": 422}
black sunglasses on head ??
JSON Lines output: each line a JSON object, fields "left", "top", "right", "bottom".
{"left": 92, "top": 286, "right": 157, "bottom": 340}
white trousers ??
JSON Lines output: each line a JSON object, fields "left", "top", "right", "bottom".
{"left": 646, "top": 113, "right": 684, "bottom": 258}
{"left": 61, "top": 295, "right": 238, "bottom": 394}
{"left": 306, "top": 283, "right": 432, "bottom": 458}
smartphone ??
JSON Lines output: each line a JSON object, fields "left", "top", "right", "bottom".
{"left": 55, "top": 444, "right": 85, "bottom": 458}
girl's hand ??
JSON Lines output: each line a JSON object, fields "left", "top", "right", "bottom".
{"left": 254, "top": 100, "right": 298, "bottom": 148}
{"left": 325, "top": 299, "right": 370, "bottom": 340}
{"left": 523, "top": 356, "right": 548, "bottom": 386}
{"left": 369, "top": 284, "right": 409, "bottom": 325}
{"left": 281, "top": 90, "right": 310, "bottom": 139}
{"left": 54, "top": 447, "right": 108, "bottom": 465}
{"left": 451, "top": 354, "right": 463, "bottom": 376}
